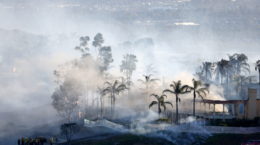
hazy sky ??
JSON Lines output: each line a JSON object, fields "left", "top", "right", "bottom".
{"left": 0, "top": 0, "right": 259, "bottom": 139}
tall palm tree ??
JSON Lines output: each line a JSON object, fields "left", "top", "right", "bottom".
{"left": 202, "top": 62, "right": 213, "bottom": 82}
{"left": 255, "top": 60, "right": 260, "bottom": 85}
{"left": 138, "top": 74, "right": 159, "bottom": 101}
{"left": 97, "top": 87, "right": 106, "bottom": 119}
{"left": 215, "top": 60, "right": 227, "bottom": 84}
{"left": 163, "top": 80, "right": 190, "bottom": 124}
{"left": 189, "top": 79, "right": 209, "bottom": 116}
{"left": 149, "top": 93, "right": 173, "bottom": 117}
{"left": 102, "top": 80, "right": 128, "bottom": 116}
{"left": 217, "top": 59, "right": 234, "bottom": 96}
{"left": 229, "top": 53, "right": 250, "bottom": 75}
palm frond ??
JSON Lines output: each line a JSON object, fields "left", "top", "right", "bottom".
{"left": 164, "top": 101, "right": 173, "bottom": 107}
{"left": 161, "top": 94, "right": 167, "bottom": 98}
{"left": 113, "top": 80, "right": 119, "bottom": 88}
{"left": 150, "top": 93, "right": 159, "bottom": 99}
{"left": 197, "top": 92, "right": 205, "bottom": 102}
{"left": 197, "top": 88, "right": 209, "bottom": 94}
{"left": 102, "top": 87, "right": 111, "bottom": 94}
{"left": 150, "top": 78, "right": 159, "bottom": 82}
{"left": 170, "top": 84, "right": 176, "bottom": 90}
{"left": 180, "top": 85, "right": 191, "bottom": 94}
{"left": 104, "top": 81, "right": 112, "bottom": 86}
{"left": 163, "top": 89, "right": 175, "bottom": 94}
{"left": 197, "top": 90, "right": 207, "bottom": 98}
{"left": 161, "top": 103, "right": 166, "bottom": 111}
{"left": 149, "top": 101, "right": 158, "bottom": 108}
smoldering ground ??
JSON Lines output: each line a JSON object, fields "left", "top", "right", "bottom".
{"left": 0, "top": 0, "right": 260, "bottom": 145}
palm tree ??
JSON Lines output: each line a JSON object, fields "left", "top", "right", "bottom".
{"left": 102, "top": 80, "right": 128, "bottom": 116}
{"left": 189, "top": 79, "right": 209, "bottom": 116}
{"left": 149, "top": 93, "right": 173, "bottom": 117}
{"left": 138, "top": 74, "right": 159, "bottom": 102}
{"left": 229, "top": 53, "right": 250, "bottom": 75}
{"left": 97, "top": 87, "right": 106, "bottom": 119}
{"left": 163, "top": 80, "right": 190, "bottom": 124}
{"left": 255, "top": 60, "right": 260, "bottom": 85}
{"left": 215, "top": 60, "right": 227, "bottom": 84}
{"left": 234, "top": 75, "right": 255, "bottom": 97}
{"left": 202, "top": 62, "right": 213, "bottom": 82}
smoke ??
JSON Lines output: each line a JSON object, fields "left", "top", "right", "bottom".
{"left": 0, "top": 0, "right": 260, "bottom": 144}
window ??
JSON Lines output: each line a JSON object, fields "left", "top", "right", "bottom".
{"left": 239, "top": 104, "right": 244, "bottom": 114}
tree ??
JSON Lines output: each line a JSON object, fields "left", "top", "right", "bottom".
{"left": 149, "top": 93, "right": 173, "bottom": 117}
{"left": 120, "top": 54, "right": 138, "bottom": 86}
{"left": 202, "top": 62, "right": 213, "bottom": 82}
{"left": 234, "top": 75, "right": 255, "bottom": 96}
{"left": 75, "top": 36, "right": 90, "bottom": 57}
{"left": 98, "top": 46, "right": 113, "bottom": 72}
{"left": 102, "top": 80, "right": 128, "bottom": 116}
{"left": 163, "top": 81, "right": 190, "bottom": 124}
{"left": 138, "top": 74, "right": 159, "bottom": 102}
{"left": 92, "top": 33, "right": 104, "bottom": 48}
{"left": 189, "top": 79, "right": 209, "bottom": 116}
{"left": 229, "top": 53, "right": 250, "bottom": 75}
{"left": 97, "top": 87, "right": 106, "bottom": 119}
{"left": 51, "top": 79, "right": 81, "bottom": 122}
{"left": 92, "top": 33, "right": 104, "bottom": 58}
{"left": 215, "top": 60, "right": 227, "bottom": 84}
{"left": 60, "top": 123, "right": 80, "bottom": 145}
{"left": 255, "top": 60, "right": 260, "bottom": 85}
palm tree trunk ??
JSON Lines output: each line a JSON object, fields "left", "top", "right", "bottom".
{"left": 259, "top": 70, "right": 260, "bottom": 85}
{"left": 111, "top": 94, "right": 113, "bottom": 116}
{"left": 193, "top": 92, "right": 196, "bottom": 116}
{"left": 158, "top": 104, "right": 160, "bottom": 118}
{"left": 226, "top": 71, "right": 229, "bottom": 97}
{"left": 206, "top": 71, "right": 208, "bottom": 82}
{"left": 113, "top": 97, "right": 115, "bottom": 116}
{"left": 100, "top": 97, "right": 103, "bottom": 119}
{"left": 176, "top": 94, "right": 179, "bottom": 124}
{"left": 221, "top": 75, "right": 223, "bottom": 85}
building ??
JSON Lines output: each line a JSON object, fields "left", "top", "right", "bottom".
{"left": 197, "top": 84, "right": 260, "bottom": 120}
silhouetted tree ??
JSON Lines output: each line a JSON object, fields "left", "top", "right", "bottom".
{"left": 188, "top": 79, "right": 209, "bottom": 116}
{"left": 75, "top": 36, "right": 90, "bottom": 57}
{"left": 202, "top": 62, "right": 213, "bottom": 82}
{"left": 229, "top": 53, "right": 250, "bottom": 75}
{"left": 92, "top": 33, "right": 104, "bottom": 48}
{"left": 98, "top": 46, "right": 113, "bottom": 72}
{"left": 149, "top": 93, "right": 173, "bottom": 117}
{"left": 120, "top": 54, "right": 138, "bottom": 86}
{"left": 97, "top": 87, "right": 106, "bottom": 119}
{"left": 255, "top": 60, "right": 260, "bottom": 85}
{"left": 60, "top": 123, "right": 80, "bottom": 145}
{"left": 215, "top": 60, "right": 227, "bottom": 84}
{"left": 138, "top": 74, "right": 159, "bottom": 102}
{"left": 51, "top": 79, "right": 81, "bottom": 122}
{"left": 163, "top": 81, "right": 190, "bottom": 124}
{"left": 102, "top": 80, "right": 128, "bottom": 116}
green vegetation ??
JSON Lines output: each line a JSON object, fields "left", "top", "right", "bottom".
{"left": 163, "top": 80, "right": 190, "bottom": 124}
{"left": 149, "top": 93, "right": 173, "bottom": 117}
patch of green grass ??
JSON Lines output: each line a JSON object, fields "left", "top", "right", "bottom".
{"left": 155, "top": 118, "right": 171, "bottom": 123}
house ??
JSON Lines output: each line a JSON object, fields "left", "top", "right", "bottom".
{"left": 197, "top": 84, "right": 260, "bottom": 120}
